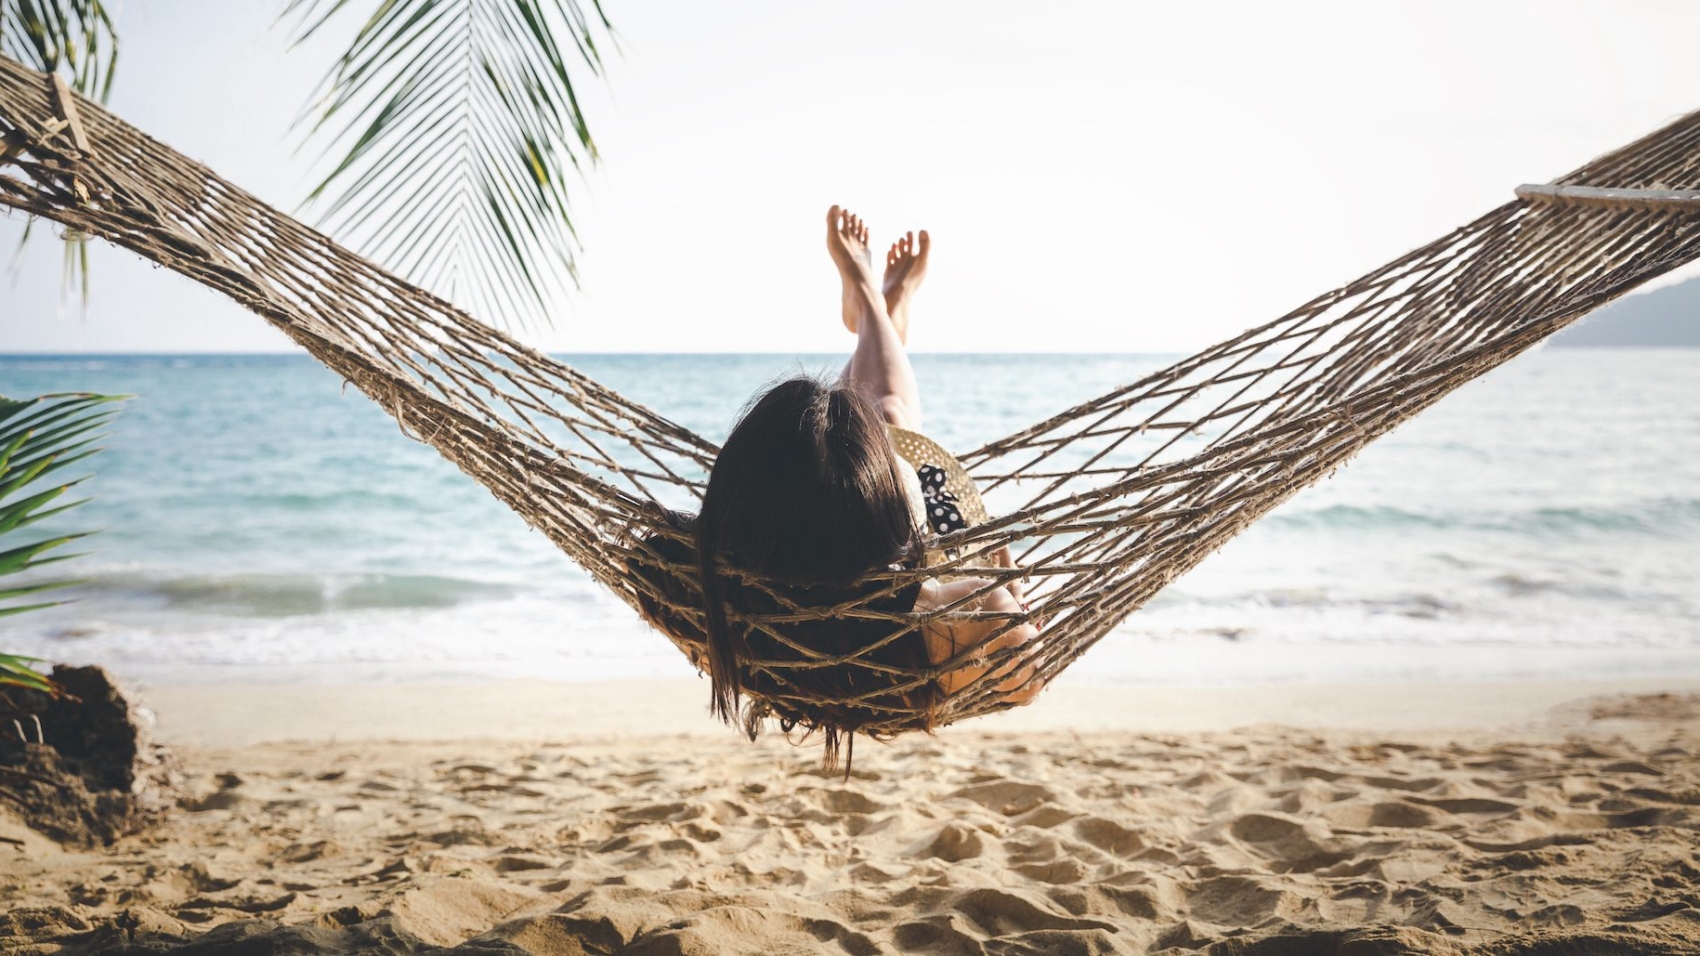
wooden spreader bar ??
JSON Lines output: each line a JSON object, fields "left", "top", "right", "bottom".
{"left": 1517, "top": 182, "right": 1700, "bottom": 210}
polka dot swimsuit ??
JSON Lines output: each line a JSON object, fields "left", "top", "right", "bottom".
{"left": 918, "top": 464, "right": 967, "bottom": 534}
{"left": 887, "top": 425, "right": 988, "bottom": 540}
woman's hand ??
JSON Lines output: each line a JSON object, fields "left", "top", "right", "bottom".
{"left": 922, "top": 576, "right": 1045, "bottom": 705}
{"left": 988, "top": 543, "right": 1043, "bottom": 630}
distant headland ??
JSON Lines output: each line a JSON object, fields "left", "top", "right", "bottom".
{"left": 1556, "top": 275, "right": 1700, "bottom": 346}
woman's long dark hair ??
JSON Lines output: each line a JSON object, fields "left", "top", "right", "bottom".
{"left": 689, "top": 376, "right": 934, "bottom": 758}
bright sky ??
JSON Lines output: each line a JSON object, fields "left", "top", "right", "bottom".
{"left": 5, "top": 0, "right": 1700, "bottom": 354}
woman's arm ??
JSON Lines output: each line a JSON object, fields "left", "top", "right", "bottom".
{"left": 921, "top": 577, "right": 1045, "bottom": 705}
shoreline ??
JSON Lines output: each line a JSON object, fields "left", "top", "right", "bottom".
{"left": 135, "top": 672, "right": 1700, "bottom": 749}
{"left": 85, "top": 639, "right": 1700, "bottom": 694}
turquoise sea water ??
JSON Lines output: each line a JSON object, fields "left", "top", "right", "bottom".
{"left": 1, "top": 349, "right": 1697, "bottom": 685}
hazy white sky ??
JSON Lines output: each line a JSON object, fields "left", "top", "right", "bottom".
{"left": 5, "top": 0, "right": 1700, "bottom": 353}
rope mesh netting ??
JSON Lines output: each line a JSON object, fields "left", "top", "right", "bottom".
{"left": 5, "top": 54, "right": 1699, "bottom": 736}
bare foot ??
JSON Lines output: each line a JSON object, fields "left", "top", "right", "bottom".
{"left": 827, "top": 205, "right": 876, "bottom": 334}
{"left": 882, "top": 229, "right": 929, "bottom": 344}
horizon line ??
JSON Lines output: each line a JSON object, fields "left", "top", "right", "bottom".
{"left": 0, "top": 349, "right": 1193, "bottom": 358}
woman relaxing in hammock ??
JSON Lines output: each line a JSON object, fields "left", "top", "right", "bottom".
{"left": 635, "top": 207, "right": 1043, "bottom": 751}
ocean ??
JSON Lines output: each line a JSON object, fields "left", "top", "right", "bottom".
{"left": 2, "top": 349, "right": 1697, "bottom": 687}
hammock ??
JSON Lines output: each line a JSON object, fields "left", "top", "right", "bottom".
{"left": 4, "top": 55, "right": 1700, "bottom": 738}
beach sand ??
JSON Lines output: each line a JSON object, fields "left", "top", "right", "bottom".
{"left": 6, "top": 677, "right": 1700, "bottom": 954}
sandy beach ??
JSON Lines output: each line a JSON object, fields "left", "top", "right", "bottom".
{"left": 5, "top": 676, "right": 1700, "bottom": 954}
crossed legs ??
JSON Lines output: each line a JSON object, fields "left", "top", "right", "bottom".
{"left": 827, "top": 205, "right": 929, "bottom": 431}
{"left": 824, "top": 206, "right": 1038, "bottom": 697}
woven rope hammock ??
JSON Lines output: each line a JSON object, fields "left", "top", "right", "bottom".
{"left": 5, "top": 55, "right": 1700, "bottom": 739}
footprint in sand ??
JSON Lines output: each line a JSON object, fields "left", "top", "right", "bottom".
{"left": 910, "top": 822, "right": 985, "bottom": 863}
{"left": 946, "top": 780, "right": 1060, "bottom": 816}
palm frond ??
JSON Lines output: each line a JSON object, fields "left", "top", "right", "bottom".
{"left": 0, "top": 652, "right": 58, "bottom": 694}
{"left": 0, "top": 0, "right": 119, "bottom": 100}
{"left": 284, "top": 0, "right": 613, "bottom": 332}
{"left": 1, "top": 0, "right": 120, "bottom": 316}
{"left": 0, "top": 391, "right": 127, "bottom": 695}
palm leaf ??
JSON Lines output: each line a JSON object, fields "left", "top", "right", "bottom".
{"left": 0, "top": 391, "right": 127, "bottom": 696}
{"left": 0, "top": 0, "right": 120, "bottom": 315}
{"left": 0, "top": 653, "right": 58, "bottom": 694}
{"left": 0, "top": 0, "right": 119, "bottom": 100}
{"left": 284, "top": 0, "right": 613, "bottom": 332}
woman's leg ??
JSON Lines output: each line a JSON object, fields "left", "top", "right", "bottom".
{"left": 827, "top": 206, "right": 927, "bottom": 430}
{"left": 881, "top": 229, "right": 928, "bottom": 346}
{"left": 831, "top": 210, "right": 1017, "bottom": 575}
